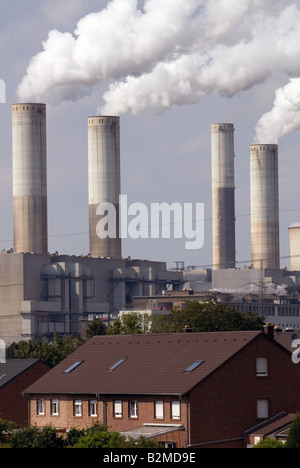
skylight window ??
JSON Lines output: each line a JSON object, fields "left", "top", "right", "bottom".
{"left": 185, "top": 360, "right": 204, "bottom": 372}
{"left": 64, "top": 361, "right": 83, "bottom": 374}
{"left": 108, "top": 358, "right": 126, "bottom": 372}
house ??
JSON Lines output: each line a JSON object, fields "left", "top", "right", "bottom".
{"left": 23, "top": 325, "right": 300, "bottom": 448}
{"left": 0, "top": 359, "right": 50, "bottom": 426}
{"left": 245, "top": 412, "right": 296, "bottom": 446}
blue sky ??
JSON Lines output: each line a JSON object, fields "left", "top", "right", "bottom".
{"left": 1, "top": 0, "right": 300, "bottom": 269}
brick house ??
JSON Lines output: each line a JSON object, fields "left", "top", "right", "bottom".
{"left": 24, "top": 326, "right": 300, "bottom": 448}
{"left": 0, "top": 359, "right": 50, "bottom": 426}
{"left": 245, "top": 413, "right": 296, "bottom": 446}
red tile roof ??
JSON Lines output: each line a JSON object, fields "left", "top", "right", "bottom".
{"left": 24, "top": 331, "right": 262, "bottom": 396}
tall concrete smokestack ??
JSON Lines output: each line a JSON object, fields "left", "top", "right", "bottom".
{"left": 211, "top": 123, "right": 236, "bottom": 270}
{"left": 12, "top": 103, "right": 48, "bottom": 254}
{"left": 288, "top": 224, "right": 300, "bottom": 271}
{"left": 88, "top": 116, "right": 121, "bottom": 258}
{"left": 250, "top": 144, "right": 280, "bottom": 269}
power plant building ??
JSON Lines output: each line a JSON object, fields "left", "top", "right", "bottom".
{"left": 211, "top": 124, "right": 236, "bottom": 270}
{"left": 0, "top": 105, "right": 183, "bottom": 345}
{"left": 2, "top": 104, "right": 300, "bottom": 346}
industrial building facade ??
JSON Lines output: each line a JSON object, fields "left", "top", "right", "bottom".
{"left": 2, "top": 103, "right": 300, "bottom": 346}
{"left": 0, "top": 104, "right": 183, "bottom": 345}
{"left": 0, "top": 252, "right": 182, "bottom": 344}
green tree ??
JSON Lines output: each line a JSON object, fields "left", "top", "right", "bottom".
{"left": 253, "top": 437, "right": 284, "bottom": 448}
{"left": 9, "top": 425, "right": 64, "bottom": 449}
{"left": 7, "top": 332, "right": 84, "bottom": 367}
{"left": 151, "top": 301, "right": 264, "bottom": 334}
{"left": 73, "top": 430, "right": 121, "bottom": 448}
{"left": 0, "top": 419, "right": 17, "bottom": 444}
{"left": 285, "top": 414, "right": 300, "bottom": 449}
{"left": 65, "top": 427, "right": 86, "bottom": 447}
{"left": 84, "top": 319, "right": 107, "bottom": 340}
{"left": 73, "top": 430, "right": 161, "bottom": 448}
{"left": 107, "top": 313, "right": 146, "bottom": 335}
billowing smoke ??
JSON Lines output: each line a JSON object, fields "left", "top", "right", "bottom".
{"left": 17, "top": 0, "right": 300, "bottom": 143}
{"left": 254, "top": 79, "right": 300, "bottom": 143}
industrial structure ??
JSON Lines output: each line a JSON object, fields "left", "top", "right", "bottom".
{"left": 88, "top": 116, "right": 121, "bottom": 259}
{"left": 12, "top": 104, "right": 48, "bottom": 254}
{"left": 288, "top": 224, "right": 300, "bottom": 272}
{"left": 211, "top": 123, "right": 236, "bottom": 270}
{"left": 2, "top": 105, "right": 300, "bottom": 345}
{"left": 0, "top": 104, "right": 183, "bottom": 345}
{"left": 124, "top": 127, "right": 300, "bottom": 333}
{"left": 250, "top": 144, "right": 280, "bottom": 270}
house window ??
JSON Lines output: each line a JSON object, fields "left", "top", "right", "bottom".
{"left": 89, "top": 400, "right": 97, "bottom": 417}
{"left": 155, "top": 401, "right": 164, "bottom": 420}
{"left": 51, "top": 399, "right": 59, "bottom": 416}
{"left": 256, "top": 357, "right": 268, "bottom": 377}
{"left": 254, "top": 436, "right": 262, "bottom": 446}
{"left": 114, "top": 400, "right": 122, "bottom": 418}
{"left": 164, "top": 442, "right": 176, "bottom": 448}
{"left": 129, "top": 400, "right": 138, "bottom": 419}
{"left": 171, "top": 401, "right": 181, "bottom": 420}
{"left": 74, "top": 399, "right": 82, "bottom": 417}
{"left": 257, "top": 399, "right": 269, "bottom": 419}
{"left": 37, "top": 398, "right": 45, "bottom": 415}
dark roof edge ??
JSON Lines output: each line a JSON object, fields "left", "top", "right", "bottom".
{"left": 23, "top": 391, "right": 185, "bottom": 397}
{"left": 243, "top": 412, "right": 288, "bottom": 436}
{"left": 0, "top": 359, "right": 50, "bottom": 390}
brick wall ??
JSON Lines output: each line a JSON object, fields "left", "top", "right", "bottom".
{"left": 29, "top": 394, "right": 187, "bottom": 447}
{"left": 188, "top": 334, "right": 300, "bottom": 448}
{"left": 0, "top": 362, "right": 49, "bottom": 426}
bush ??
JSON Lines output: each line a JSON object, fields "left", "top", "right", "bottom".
{"left": 9, "top": 425, "right": 64, "bottom": 449}
{"left": 285, "top": 414, "right": 300, "bottom": 449}
{"left": 253, "top": 437, "right": 284, "bottom": 448}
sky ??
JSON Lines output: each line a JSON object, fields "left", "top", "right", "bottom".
{"left": 1, "top": 0, "right": 300, "bottom": 270}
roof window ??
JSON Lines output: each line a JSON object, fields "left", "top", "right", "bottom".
{"left": 64, "top": 361, "right": 83, "bottom": 373}
{"left": 185, "top": 360, "right": 204, "bottom": 372}
{"left": 108, "top": 358, "right": 126, "bottom": 372}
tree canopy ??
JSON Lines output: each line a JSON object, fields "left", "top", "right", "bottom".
{"left": 7, "top": 301, "right": 264, "bottom": 366}
{"left": 151, "top": 301, "right": 265, "bottom": 334}
{"left": 0, "top": 420, "right": 160, "bottom": 449}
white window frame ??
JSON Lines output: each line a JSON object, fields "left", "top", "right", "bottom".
{"left": 256, "top": 357, "right": 268, "bottom": 377}
{"left": 74, "top": 399, "right": 82, "bottom": 417}
{"left": 37, "top": 398, "right": 45, "bottom": 415}
{"left": 89, "top": 400, "right": 98, "bottom": 417}
{"left": 114, "top": 400, "right": 123, "bottom": 418}
{"left": 171, "top": 401, "right": 181, "bottom": 420}
{"left": 129, "top": 400, "right": 138, "bottom": 419}
{"left": 257, "top": 399, "right": 269, "bottom": 419}
{"left": 155, "top": 400, "right": 164, "bottom": 420}
{"left": 51, "top": 398, "right": 59, "bottom": 416}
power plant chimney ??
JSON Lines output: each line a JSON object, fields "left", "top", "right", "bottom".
{"left": 88, "top": 116, "right": 121, "bottom": 259}
{"left": 250, "top": 144, "right": 280, "bottom": 270}
{"left": 211, "top": 123, "right": 236, "bottom": 270}
{"left": 12, "top": 103, "right": 48, "bottom": 254}
{"left": 288, "top": 224, "right": 300, "bottom": 271}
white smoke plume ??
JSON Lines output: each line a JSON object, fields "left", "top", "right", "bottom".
{"left": 17, "top": 0, "right": 300, "bottom": 142}
{"left": 254, "top": 79, "right": 300, "bottom": 143}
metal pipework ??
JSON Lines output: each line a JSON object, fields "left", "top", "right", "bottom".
{"left": 12, "top": 103, "right": 48, "bottom": 254}
{"left": 250, "top": 144, "right": 280, "bottom": 270}
{"left": 88, "top": 116, "right": 121, "bottom": 259}
{"left": 211, "top": 123, "right": 236, "bottom": 270}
